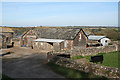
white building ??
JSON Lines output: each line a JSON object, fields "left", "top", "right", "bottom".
{"left": 88, "top": 35, "right": 111, "bottom": 46}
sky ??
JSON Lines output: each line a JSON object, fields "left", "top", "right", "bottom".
{"left": 2, "top": 2, "right": 118, "bottom": 27}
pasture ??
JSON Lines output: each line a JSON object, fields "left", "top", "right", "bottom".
{"left": 71, "top": 51, "right": 119, "bottom": 68}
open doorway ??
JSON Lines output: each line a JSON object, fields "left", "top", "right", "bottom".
{"left": 47, "top": 42, "right": 53, "bottom": 46}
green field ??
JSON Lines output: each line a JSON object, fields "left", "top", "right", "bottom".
{"left": 71, "top": 51, "right": 119, "bottom": 68}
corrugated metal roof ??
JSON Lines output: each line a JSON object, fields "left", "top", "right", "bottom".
{"left": 88, "top": 35, "right": 105, "bottom": 40}
{"left": 33, "top": 38, "right": 64, "bottom": 43}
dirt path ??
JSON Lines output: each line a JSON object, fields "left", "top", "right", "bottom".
{"left": 2, "top": 47, "right": 64, "bottom": 78}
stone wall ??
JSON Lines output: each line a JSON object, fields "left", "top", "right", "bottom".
{"left": 71, "top": 45, "right": 118, "bottom": 57}
{"left": 50, "top": 45, "right": 118, "bottom": 57}
{"left": 12, "top": 38, "right": 21, "bottom": 47}
{"left": 47, "top": 54, "right": 120, "bottom": 78}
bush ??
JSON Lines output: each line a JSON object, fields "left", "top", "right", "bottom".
{"left": 108, "top": 43, "right": 113, "bottom": 45}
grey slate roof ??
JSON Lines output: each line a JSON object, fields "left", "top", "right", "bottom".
{"left": 33, "top": 28, "right": 82, "bottom": 40}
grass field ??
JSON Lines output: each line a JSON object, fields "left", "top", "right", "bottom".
{"left": 47, "top": 62, "right": 108, "bottom": 79}
{"left": 71, "top": 51, "right": 119, "bottom": 68}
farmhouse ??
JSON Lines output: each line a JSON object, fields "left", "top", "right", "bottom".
{"left": 0, "top": 27, "right": 14, "bottom": 48}
{"left": 21, "top": 27, "right": 88, "bottom": 51}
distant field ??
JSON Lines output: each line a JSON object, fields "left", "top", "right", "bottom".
{"left": 71, "top": 51, "right": 119, "bottom": 68}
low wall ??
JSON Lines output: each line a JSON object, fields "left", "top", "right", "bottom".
{"left": 50, "top": 45, "right": 118, "bottom": 57}
{"left": 71, "top": 45, "right": 118, "bottom": 57}
{"left": 47, "top": 54, "right": 120, "bottom": 78}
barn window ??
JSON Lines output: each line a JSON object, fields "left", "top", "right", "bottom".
{"left": 41, "top": 42, "right": 43, "bottom": 46}
{"left": 105, "top": 40, "right": 107, "bottom": 43}
{"left": 79, "top": 34, "right": 82, "bottom": 39}
{"left": 64, "top": 41, "right": 67, "bottom": 47}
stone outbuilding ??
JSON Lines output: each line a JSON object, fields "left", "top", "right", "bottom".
{"left": 0, "top": 27, "right": 14, "bottom": 48}
{"left": 21, "top": 27, "right": 88, "bottom": 51}
{"left": 33, "top": 38, "right": 64, "bottom": 51}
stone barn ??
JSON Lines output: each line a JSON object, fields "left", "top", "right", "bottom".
{"left": 0, "top": 27, "right": 14, "bottom": 48}
{"left": 0, "top": 34, "right": 7, "bottom": 48}
{"left": 21, "top": 27, "right": 88, "bottom": 51}
{"left": 33, "top": 38, "right": 64, "bottom": 51}
{"left": 12, "top": 35, "right": 22, "bottom": 47}
{"left": 21, "top": 29, "right": 37, "bottom": 47}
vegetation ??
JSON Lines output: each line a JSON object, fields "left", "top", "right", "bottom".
{"left": 71, "top": 51, "right": 119, "bottom": 68}
{"left": 1, "top": 74, "right": 14, "bottom": 80}
{"left": 47, "top": 62, "right": 108, "bottom": 79}
{"left": 6, "top": 27, "right": 33, "bottom": 36}
{"left": 71, "top": 55, "right": 84, "bottom": 59}
{"left": 108, "top": 43, "right": 113, "bottom": 45}
{"left": 90, "top": 28, "right": 120, "bottom": 41}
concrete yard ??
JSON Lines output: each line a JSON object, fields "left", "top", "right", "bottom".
{"left": 2, "top": 47, "right": 64, "bottom": 78}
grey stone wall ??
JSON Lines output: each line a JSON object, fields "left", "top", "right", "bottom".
{"left": 47, "top": 54, "right": 120, "bottom": 78}
{"left": 71, "top": 45, "right": 117, "bottom": 57}
{"left": 51, "top": 45, "right": 117, "bottom": 57}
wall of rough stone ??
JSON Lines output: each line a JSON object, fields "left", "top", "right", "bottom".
{"left": 71, "top": 45, "right": 118, "bottom": 57}
{"left": 12, "top": 38, "right": 21, "bottom": 47}
{"left": 50, "top": 45, "right": 118, "bottom": 57}
{"left": 47, "top": 54, "right": 120, "bottom": 78}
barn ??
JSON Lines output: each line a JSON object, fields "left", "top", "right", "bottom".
{"left": 21, "top": 27, "right": 88, "bottom": 51}
{"left": 21, "top": 29, "right": 37, "bottom": 47}
{"left": 0, "top": 27, "right": 14, "bottom": 48}
{"left": 0, "top": 34, "right": 7, "bottom": 48}
{"left": 33, "top": 38, "right": 64, "bottom": 51}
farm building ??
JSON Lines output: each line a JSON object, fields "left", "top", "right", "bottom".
{"left": 0, "top": 34, "right": 7, "bottom": 48}
{"left": 21, "top": 29, "right": 37, "bottom": 47}
{"left": 87, "top": 35, "right": 111, "bottom": 47}
{"left": 33, "top": 38, "right": 64, "bottom": 51}
{"left": 12, "top": 35, "right": 22, "bottom": 47}
{"left": 0, "top": 27, "right": 14, "bottom": 48}
{"left": 21, "top": 27, "right": 88, "bottom": 51}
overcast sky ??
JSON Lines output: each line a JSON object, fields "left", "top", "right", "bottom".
{"left": 2, "top": 2, "right": 118, "bottom": 27}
